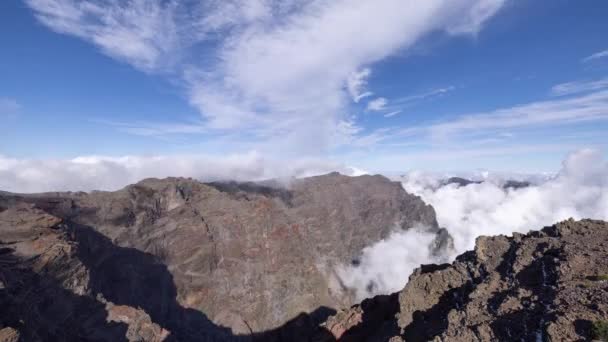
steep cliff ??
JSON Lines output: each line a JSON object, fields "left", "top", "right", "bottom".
{"left": 0, "top": 173, "right": 444, "bottom": 340}
{"left": 322, "top": 219, "right": 608, "bottom": 342}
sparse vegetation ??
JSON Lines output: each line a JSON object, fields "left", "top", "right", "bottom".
{"left": 592, "top": 320, "right": 608, "bottom": 341}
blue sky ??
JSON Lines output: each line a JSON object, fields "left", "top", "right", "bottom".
{"left": 1, "top": 0, "right": 608, "bottom": 183}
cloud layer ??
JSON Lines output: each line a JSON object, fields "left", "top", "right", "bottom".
{"left": 428, "top": 90, "right": 608, "bottom": 140}
{"left": 551, "top": 78, "right": 608, "bottom": 97}
{"left": 321, "top": 84, "right": 608, "bottom": 156}
{"left": 582, "top": 49, "right": 608, "bottom": 63}
{"left": 0, "top": 152, "right": 365, "bottom": 193}
{"left": 338, "top": 149, "right": 608, "bottom": 299}
{"left": 25, "top": 0, "right": 505, "bottom": 154}
{"left": 403, "top": 148, "right": 608, "bottom": 254}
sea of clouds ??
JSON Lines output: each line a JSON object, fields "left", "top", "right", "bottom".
{"left": 0, "top": 152, "right": 366, "bottom": 193}
{"left": 338, "top": 149, "right": 608, "bottom": 299}
{"left": 2, "top": 148, "right": 607, "bottom": 301}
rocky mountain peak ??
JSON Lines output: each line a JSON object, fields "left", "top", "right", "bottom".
{"left": 0, "top": 173, "right": 446, "bottom": 340}
{"left": 321, "top": 219, "right": 608, "bottom": 341}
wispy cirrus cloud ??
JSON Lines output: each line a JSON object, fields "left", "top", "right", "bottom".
{"left": 25, "top": 0, "right": 506, "bottom": 156}
{"left": 429, "top": 89, "right": 608, "bottom": 139}
{"left": 25, "top": 0, "right": 184, "bottom": 71}
{"left": 365, "top": 86, "right": 456, "bottom": 118}
{"left": 94, "top": 119, "right": 208, "bottom": 137}
{"left": 384, "top": 110, "right": 402, "bottom": 118}
{"left": 392, "top": 86, "right": 456, "bottom": 106}
{"left": 348, "top": 86, "right": 608, "bottom": 149}
{"left": 367, "top": 97, "right": 388, "bottom": 111}
{"left": 550, "top": 78, "right": 608, "bottom": 97}
{"left": 346, "top": 68, "right": 373, "bottom": 103}
{"left": 582, "top": 49, "right": 608, "bottom": 63}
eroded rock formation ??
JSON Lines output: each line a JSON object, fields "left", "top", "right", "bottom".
{"left": 0, "top": 173, "right": 444, "bottom": 340}
{"left": 322, "top": 219, "right": 608, "bottom": 341}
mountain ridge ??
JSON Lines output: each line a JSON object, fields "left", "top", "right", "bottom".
{"left": 1, "top": 174, "right": 606, "bottom": 341}
{"left": 321, "top": 219, "right": 608, "bottom": 341}
{"left": 0, "top": 173, "right": 446, "bottom": 339}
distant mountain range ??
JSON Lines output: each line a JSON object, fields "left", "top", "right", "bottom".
{"left": 442, "top": 177, "right": 531, "bottom": 190}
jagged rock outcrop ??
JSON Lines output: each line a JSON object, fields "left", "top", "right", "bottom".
{"left": 0, "top": 173, "right": 444, "bottom": 339}
{"left": 322, "top": 219, "right": 608, "bottom": 341}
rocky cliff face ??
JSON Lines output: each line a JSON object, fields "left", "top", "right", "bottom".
{"left": 0, "top": 173, "right": 445, "bottom": 340}
{"left": 0, "top": 203, "right": 171, "bottom": 341}
{"left": 3, "top": 174, "right": 605, "bottom": 342}
{"left": 322, "top": 219, "right": 608, "bottom": 342}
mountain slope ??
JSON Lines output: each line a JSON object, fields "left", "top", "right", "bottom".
{"left": 322, "top": 219, "right": 608, "bottom": 341}
{"left": 0, "top": 173, "right": 445, "bottom": 338}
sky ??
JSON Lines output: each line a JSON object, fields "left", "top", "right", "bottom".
{"left": 1, "top": 0, "right": 608, "bottom": 191}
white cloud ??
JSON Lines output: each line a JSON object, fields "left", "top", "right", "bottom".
{"left": 384, "top": 110, "right": 402, "bottom": 118}
{"left": 582, "top": 49, "right": 608, "bottom": 63}
{"left": 25, "top": 0, "right": 505, "bottom": 155}
{"left": 551, "top": 78, "right": 608, "bottom": 97}
{"left": 0, "top": 98, "right": 21, "bottom": 117}
{"left": 346, "top": 88, "right": 608, "bottom": 149}
{"left": 442, "top": 0, "right": 505, "bottom": 35}
{"left": 25, "top": 0, "right": 184, "bottom": 71}
{"left": 402, "top": 148, "right": 608, "bottom": 254}
{"left": 367, "top": 97, "right": 388, "bottom": 111}
{"left": 429, "top": 89, "right": 608, "bottom": 140}
{"left": 392, "top": 86, "right": 456, "bottom": 105}
{"left": 346, "top": 68, "right": 373, "bottom": 103}
{"left": 336, "top": 227, "right": 441, "bottom": 300}
{"left": 339, "top": 149, "right": 608, "bottom": 299}
{"left": 0, "top": 152, "right": 363, "bottom": 193}
{"left": 94, "top": 119, "right": 207, "bottom": 136}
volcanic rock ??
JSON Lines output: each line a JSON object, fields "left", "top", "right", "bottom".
{"left": 0, "top": 173, "right": 444, "bottom": 339}
{"left": 321, "top": 219, "right": 608, "bottom": 341}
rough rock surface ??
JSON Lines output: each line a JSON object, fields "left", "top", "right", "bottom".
{"left": 321, "top": 219, "right": 608, "bottom": 341}
{"left": 0, "top": 203, "right": 170, "bottom": 341}
{"left": 0, "top": 327, "right": 20, "bottom": 342}
{"left": 0, "top": 173, "right": 443, "bottom": 339}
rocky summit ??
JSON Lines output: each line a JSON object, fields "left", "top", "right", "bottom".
{"left": 321, "top": 219, "right": 608, "bottom": 341}
{"left": 0, "top": 173, "right": 446, "bottom": 341}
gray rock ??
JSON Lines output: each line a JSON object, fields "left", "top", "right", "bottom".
{"left": 321, "top": 219, "right": 608, "bottom": 342}
{"left": 0, "top": 173, "right": 443, "bottom": 338}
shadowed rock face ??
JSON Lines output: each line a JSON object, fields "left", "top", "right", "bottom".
{"left": 0, "top": 173, "right": 444, "bottom": 338}
{"left": 321, "top": 219, "right": 608, "bottom": 342}
{"left": 0, "top": 204, "right": 162, "bottom": 342}
{"left": 0, "top": 202, "right": 337, "bottom": 341}
{"left": 442, "top": 177, "right": 531, "bottom": 190}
